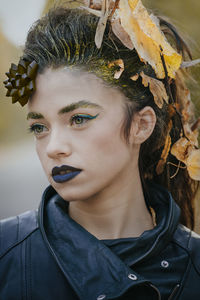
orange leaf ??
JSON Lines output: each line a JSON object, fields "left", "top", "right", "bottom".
{"left": 108, "top": 59, "right": 124, "bottom": 79}
{"left": 130, "top": 73, "right": 139, "bottom": 81}
{"left": 139, "top": 72, "right": 168, "bottom": 108}
{"left": 156, "top": 134, "right": 172, "bottom": 175}
{"left": 112, "top": 0, "right": 182, "bottom": 78}
{"left": 186, "top": 149, "right": 200, "bottom": 181}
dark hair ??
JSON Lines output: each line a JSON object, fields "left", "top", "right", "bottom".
{"left": 23, "top": 6, "right": 199, "bottom": 229}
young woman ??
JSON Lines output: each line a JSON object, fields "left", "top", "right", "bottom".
{"left": 1, "top": 1, "right": 200, "bottom": 299}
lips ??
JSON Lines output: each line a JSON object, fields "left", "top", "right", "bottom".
{"left": 52, "top": 165, "right": 82, "bottom": 183}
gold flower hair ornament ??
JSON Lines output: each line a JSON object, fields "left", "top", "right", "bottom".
{"left": 82, "top": 0, "right": 200, "bottom": 180}
{"left": 4, "top": 58, "right": 38, "bottom": 107}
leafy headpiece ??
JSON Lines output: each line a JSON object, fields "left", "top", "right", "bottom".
{"left": 82, "top": 0, "right": 200, "bottom": 181}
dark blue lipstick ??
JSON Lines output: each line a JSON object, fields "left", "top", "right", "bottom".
{"left": 52, "top": 165, "right": 82, "bottom": 183}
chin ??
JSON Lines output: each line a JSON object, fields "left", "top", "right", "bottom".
{"left": 51, "top": 179, "right": 104, "bottom": 203}
{"left": 51, "top": 183, "right": 91, "bottom": 202}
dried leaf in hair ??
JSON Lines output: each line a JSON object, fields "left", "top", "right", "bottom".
{"left": 173, "top": 70, "right": 200, "bottom": 149}
{"left": 183, "top": 124, "right": 199, "bottom": 147}
{"left": 95, "top": 0, "right": 110, "bottom": 48}
{"left": 170, "top": 137, "right": 192, "bottom": 163}
{"left": 174, "top": 72, "right": 194, "bottom": 121}
{"left": 108, "top": 59, "right": 124, "bottom": 79}
{"left": 191, "top": 118, "right": 200, "bottom": 132}
{"left": 167, "top": 104, "right": 176, "bottom": 118}
{"left": 171, "top": 137, "right": 200, "bottom": 180}
{"left": 95, "top": 15, "right": 109, "bottom": 48}
{"left": 130, "top": 73, "right": 139, "bottom": 81}
{"left": 83, "top": 0, "right": 100, "bottom": 9}
{"left": 186, "top": 149, "right": 200, "bottom": 181}
{"left": 140, "top": 71, "right": 168, "bottom": 108}
{"left": 83, "top": 0, "right": 90, "bottom": 6}
{"left": 81, "top": 6, "right": 102, "bottom": 17}
{"left": 112, "top": 0, "right": 182, "bottom": 79}
{"left": 90, "top": 0, "right": 102, "bottom": 10}
{"left": 156, "top": 133, "right": 172, "bottom": 175}
{"left": 179, "top": 89, "right": 194, "bottom": 124}
{"left": 84, "top": 0, "right": 115, "bottom": 10}
{"left": 111, "top": 18, "right": 134, "bottom": 50}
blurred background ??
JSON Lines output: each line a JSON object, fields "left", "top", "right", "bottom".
{"left": 0, "top": 0, "right": 199, "bottom": 231}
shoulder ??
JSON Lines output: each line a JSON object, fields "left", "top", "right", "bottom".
{"left": 0, "top": 209, "right": 39, "bottom": 258}
{"left": 173, "top": 224, "right": 200, "bottom": 275}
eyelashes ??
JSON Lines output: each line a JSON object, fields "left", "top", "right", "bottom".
{"left": 28, "top": 124, "right": 48, "bottom": 135}
{"left": 28, "top": 113, "right": 99, "bottom": 135}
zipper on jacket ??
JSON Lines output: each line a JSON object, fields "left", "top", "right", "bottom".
{"left": 168, "top": 284, "right": 180, "bottom": 300}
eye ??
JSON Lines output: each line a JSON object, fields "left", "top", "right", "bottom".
{"left": 28, "top": 124, "right": 48, "bottom": 135}
{"left": 70, "top": 114, "right": 99, "bottom": 127}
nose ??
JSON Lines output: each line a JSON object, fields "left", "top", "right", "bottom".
{"left": 46, "top": 128, "right": 72, "bottom": 159}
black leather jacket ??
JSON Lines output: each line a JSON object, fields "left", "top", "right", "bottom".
{"left": 0, "top": 183, "right": 200, "bottom": 300}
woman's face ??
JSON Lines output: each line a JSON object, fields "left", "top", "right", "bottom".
{"left": 27, "top": 68, "right": 140, "bottom": 201}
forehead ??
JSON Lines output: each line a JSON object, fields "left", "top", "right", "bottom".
{"left": 27, "top": 68, "right": 126, "bottom": 112}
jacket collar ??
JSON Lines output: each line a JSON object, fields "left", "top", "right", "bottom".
{"left": 38, "top": 182, "right": 180, "bottom": 300}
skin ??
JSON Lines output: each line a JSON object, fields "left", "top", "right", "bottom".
{"left": 27, "top": 68, "right": 156, "bottom": 239}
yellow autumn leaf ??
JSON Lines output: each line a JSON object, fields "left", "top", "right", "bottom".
{"left": 186, "top": 149, "right": 200, "bottom": 181}
{"left": 170, "top": 137, "right": 192, "bottom": 163}
{"left": 113, "top": 0, "right": 182, "bottom": 79}
{"left": 170, "top": 137, "right": 200, "bottom": 180}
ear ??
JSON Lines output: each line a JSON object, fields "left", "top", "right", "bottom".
{"left": 129, "top": 106, "right": 156, "bottom": 145}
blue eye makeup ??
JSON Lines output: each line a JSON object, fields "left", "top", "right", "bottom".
{"left": 28, "top": 113, "right": 99, "bottom": 135}
{"left": 70, "top": 113, "right": 99, "bottom": 127}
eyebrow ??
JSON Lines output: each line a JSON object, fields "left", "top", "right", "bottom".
{"left": 27, "top": 112, "right": 44, "bottom": 120}
{"left": 58, "top": 100, "right": 103, "bottom": 115}
{"left": 27, "top": 100, "right": 103, "bottom": 120}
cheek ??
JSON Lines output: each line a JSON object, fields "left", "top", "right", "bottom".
{"left": 97, "top": 117, "right": 125, "bottom": 152}
{"left": 35, "top": 141, "right": 48, "bottom": 172}
{"left": 95, "top": 129, "right": 122, "bottom": 153}
{"left": 81, "top": 120, "right": 130, "bottom": 168}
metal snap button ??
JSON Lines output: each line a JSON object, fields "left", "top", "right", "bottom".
{"left": 97, "top": 295, "right": 106, "bottom": 300}
{"left": 128, "top": 273, "right": 137, "bottom": 280}
{"left": 161, "top": 260, "right": 169, "bottom": 268}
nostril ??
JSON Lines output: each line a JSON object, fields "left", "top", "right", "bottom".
{"left": 46, "top": 142, "right": 72, "bottom": 159}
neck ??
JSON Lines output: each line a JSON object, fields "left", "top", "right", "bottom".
{"left": 69, "top": 169, "right": 154, "bottom": 240}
